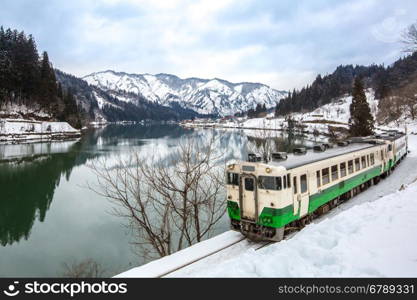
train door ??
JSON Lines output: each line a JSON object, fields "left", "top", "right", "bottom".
{"left": 381, "top": 148, "right": 386, "bottom": 172}
{"left": 292, "top": 176, "right": 299, "bottom": 215}
{"left": 240, "top": 175, "right": 257, "bottom": 222}
{"left": 298, "top": 173, "right": 309, "bottom": 217}
{"left": 387, "top": 144, "right": 393, "bottom": 169}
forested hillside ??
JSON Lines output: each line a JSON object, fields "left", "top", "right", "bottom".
{"left": 0, "top": 27, "right": 82, "bottom": 128}
{"left": 275, "top": 52, "right": 417, "bottom": 118}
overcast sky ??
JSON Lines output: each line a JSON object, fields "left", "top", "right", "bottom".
{"left": 1, "top": 0, "right": 415, "bottom": 90}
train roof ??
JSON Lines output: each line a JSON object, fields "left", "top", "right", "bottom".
{"left": 375, "top": 133, "right": 406, "bottom": 141}
{"left": 265, "top": 132, "right": 406, "bottom": 170}
{"left": 267, "top": 142, "right": 378, "bottom": 170}
{"left": 235, "top": 133, "right": 406, "bottom": 172}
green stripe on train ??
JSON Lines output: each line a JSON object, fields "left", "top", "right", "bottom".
{"left": 308, "top": 165, "right": 381, "bottom": 212}
{"left": 228, "top": 165, "right": 382, "bottom": 229}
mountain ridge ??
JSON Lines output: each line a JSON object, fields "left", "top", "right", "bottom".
{"left": 83, "top": 70, "right": 288, "bottom": 116}
{"left": 84, "top": 69, "right": 280, "bottom": 88}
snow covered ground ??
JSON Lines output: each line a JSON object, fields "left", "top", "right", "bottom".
{"left": 116, "top": 134, "right": 417, "bottom": 278}
{"left": 0, "top": 119, "right": 81, "bottom": 143}
{"left": 0, "top": 102, "right": 51, "bottom": 120}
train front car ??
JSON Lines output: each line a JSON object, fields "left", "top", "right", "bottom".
{"left": 226, "top": 162, "right": 292, "bottom": 242}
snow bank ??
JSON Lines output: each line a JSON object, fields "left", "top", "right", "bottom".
{"left": 0, "top": 119, "right": 81, "bottom": 143}
{"left": 180, "top": 180, "right": 417, "bottom": 277}
{"left": 115, "top": 231, "right": 244, "bottom": 278}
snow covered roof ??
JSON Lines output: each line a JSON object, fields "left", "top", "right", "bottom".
{"left": 266, "top": 133, "right": 406, "bottom": 170}
{"left": 269, "top": 143, "right": 377, "bottom": 170}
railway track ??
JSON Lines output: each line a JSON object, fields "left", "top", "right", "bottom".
{"left": 163, "top": 238, "right": 294, "bottom": 277}
{"left": 162, "top": 239, "right": 276, "bottom": 277}
{"left": 162, "top": 228, "right": 306, "bottom": 277}
{"left": 163, "top": 213, "right": 344, "bottom": 277}
{"left": 159, "top": 237, "right": 246, "bottom": 277}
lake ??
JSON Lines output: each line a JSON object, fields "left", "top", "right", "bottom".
{"left": 0, "top": 124, "right": 317, "bottom": 277}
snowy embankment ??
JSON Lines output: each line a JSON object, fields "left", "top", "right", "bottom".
{"left": 0, "top": 119, "right": 81, "bottom": 143}
{"left": 116, "top": 134, "right": 417, "bottom": 278}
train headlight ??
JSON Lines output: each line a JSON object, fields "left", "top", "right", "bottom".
{"left": 228, "top": 164, "right": 234, "bottom": 170}
{"left": 266, "top": 167, "right": 271, "bottom": 173}
{"left": 262, "top": 216, "right": 272, "bottom": 225}
{"left": 227, "top": 195, "right": 232, "bottom": 200}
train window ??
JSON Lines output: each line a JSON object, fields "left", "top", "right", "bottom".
{"left": 293, "top": 177, "right": 297, "bottom": 194}
{"left": 361, "top": 156, "right": 366, "bottom": 168}
{"left": 348, "top": 160, "right": 354, "bottom": 174}
{"left": 381, "top": 150, "right": 384, "bottom": 159}
{"left": 258, "top": 176, "right": 274, "bottom": 190}
{"left": 322, "top": 168, "right": 330, "bottom": 185}
{"left": 366, "top": 155, "right": 370, "bottom": 167}
{"left": 370, "top": 153, "right": 375, "bottom": 165}
{"left": 340, "top": 162, "right": 347, "bottom": 177}
{"left": 244, "top": 178, "right": 254, "bottom": 191}
{"left": 316, "top": 170, "right": 321, "bottom": 187}
{"left": 388, "top": 144, "right": 392, "bottom": 151}
{"left": 283, "top": 176, "right": 287, "bottom": 189}
{"left": 277, "top": 177, "right": 282, "bottom": 190}
{"left": 300, "top": 174, "right": 307, "bottom": 193}
{"left": 287, "top": 174, "right": 291, "bottom": 188}
{"left": 227, "top": 172, "right": 239, "bottom": 185}
{"left": 331, "top": 165, "right": 338, "bottom": 181}
{"left": 258, "top": 176, "right": 282, "bottom": 190}
{"left": 355, "top": 158, "right": 360, "bottom": 171}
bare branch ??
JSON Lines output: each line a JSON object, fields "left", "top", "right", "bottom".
{"left": 86, "top": 134, "right": 226, "bottom": 261}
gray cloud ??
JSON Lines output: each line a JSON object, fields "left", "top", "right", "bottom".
{"left": 0, "top": 0, "right": 416, "bottom": 90}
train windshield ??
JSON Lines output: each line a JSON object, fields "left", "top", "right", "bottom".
{"left": 258, "top": 176, "right": 282, "bottom": 190}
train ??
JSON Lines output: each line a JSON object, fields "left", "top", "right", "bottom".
{"left": 226, "top": 131, "right": 408, "bottom": 241}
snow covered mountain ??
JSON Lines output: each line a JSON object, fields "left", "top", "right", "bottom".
{"left": 83, "top": 71, "right": 287, "bottom": 116}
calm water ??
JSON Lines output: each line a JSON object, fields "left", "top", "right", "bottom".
{"left": 0, "top": 124, "right": 316, "bottom": 277}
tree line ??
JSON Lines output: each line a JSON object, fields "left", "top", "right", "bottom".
{"left": 275, "top": 64, "right": 384, "bottom": 116}
{"left": 246, "top": 103, "right": 267, "bottom": 118}
{"left": 0, "top": 27, "right": 82, "bottom": 128}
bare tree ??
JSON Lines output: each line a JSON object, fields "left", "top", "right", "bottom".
{"left": 87, "top": 136, "right": 226, "bottom": 261}
{"left": 377, "top": 94, "right": 403, "bottom": 125}
{"left": 377, "top": 77, "right": 417, "bottom": 125}
{"left": 402, "top": 21, "right": 417, "bottom": 53}
{"left": 62, "top": 259, "right": 106, "bottom": 278}
{"left": 398, "top": 80, "right": 417, "bottom": 120}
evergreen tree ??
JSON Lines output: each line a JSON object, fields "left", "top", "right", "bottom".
{"left": 0, "top": 27, "right": 85, "bottom": 126}
{"left": 39, "top": 51, "right": 57, "bottom": 106}
{"left": 349, "top": 77, "right": 374, "bottom": 136}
